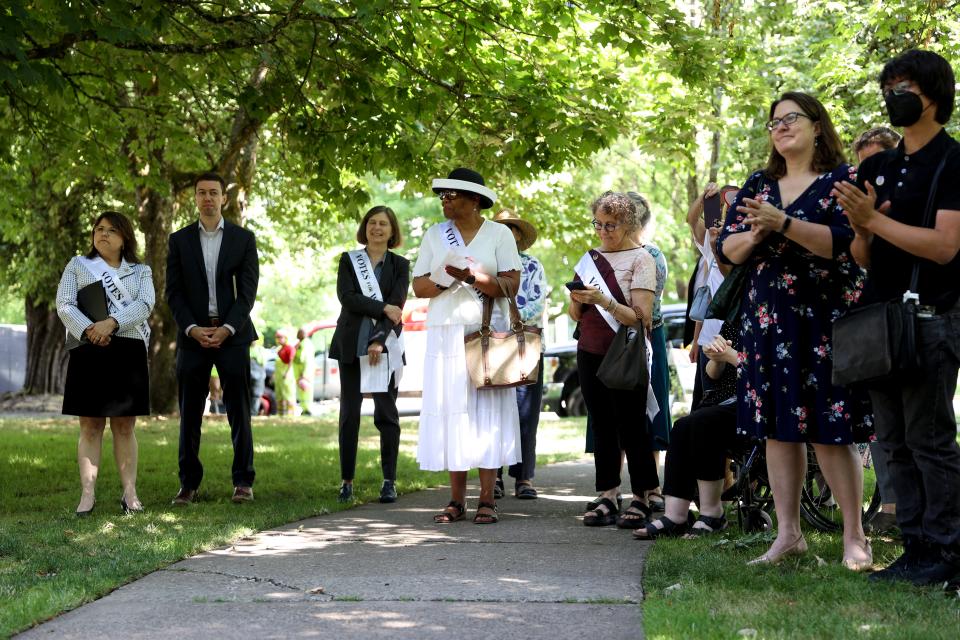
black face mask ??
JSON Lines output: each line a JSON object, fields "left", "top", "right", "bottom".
{"left": 885, "top": 91, "right": 925, "bottom": 127}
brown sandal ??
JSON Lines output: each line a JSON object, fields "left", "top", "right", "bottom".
{"left": 433, "top": 500, "right": 465, "bottom": 523}
{"left": 473, "top": 501, "right": 499, "bottom": 524}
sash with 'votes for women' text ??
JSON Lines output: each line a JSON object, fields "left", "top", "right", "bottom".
{"left": 79, "top": 256, "right": 150, "bottom": 344}
{"left": 347, "top": 249, "right": 404, "bottom": 384}
{"left": 440, "top": 220, "right": 487, "bottom": 307}
{"left": 574, "top": 250, "right": 659, "bottom": 421}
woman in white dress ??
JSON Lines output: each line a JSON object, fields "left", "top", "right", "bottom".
{"left": 412, "top": 168, "right": 522, "bottom": 524}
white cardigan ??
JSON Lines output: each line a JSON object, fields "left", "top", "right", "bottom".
{"left": 56, "top": 256, "right": 155, "bottom": 349}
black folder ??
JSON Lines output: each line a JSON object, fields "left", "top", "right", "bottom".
{"left": 77, "top": 282, "right": 109, "bottom": 322}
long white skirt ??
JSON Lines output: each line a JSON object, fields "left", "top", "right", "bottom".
{"left": 417, "top": 323, "right": 521, "bottom": 471}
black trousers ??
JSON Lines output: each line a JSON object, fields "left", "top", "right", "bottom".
{"left": 338, "top": 359, "right": 401, "bottom": 482}
{"left": 506, "top": 355, "right": 544, "bottom": 481}
{"left": 662, "top": 402, "right": 737, "bottom": 502}
{"left": 578, "top": 349, "right": 659, "bottom": 496}
{"left": 176, "top": 343, "right": 255, "bottom": 490}
{"left": 869, "top": 310, "right": 960, "bottom": 548}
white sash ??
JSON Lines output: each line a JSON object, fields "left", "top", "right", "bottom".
{"left": 440, "top": 220, "right": 487, "bottom": 306}
{"left": 79, "top": 256, "right": 150, "bottom": 343}
{"left": 573, "top": 251, "right": 659, "bottom": 421}
{"left": 347, "top": 249, "right": 383, "bottom": 302}
{"left": 574, "top": 251, "right": 619, "bottom": 334}
{"left": 347, "top": 250, "right": 404, "bottom": 383}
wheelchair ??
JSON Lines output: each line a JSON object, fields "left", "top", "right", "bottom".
{"left": 799, "top": 443, "right": 883, "bottom": 532}
{"left": 722, "top": 440, "right": 776, "bottom": 533}
{"left": 721, "top": 440, "right": 882, "bottom": 533}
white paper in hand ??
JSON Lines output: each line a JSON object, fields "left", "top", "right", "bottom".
{"left": 359, "top": 354, "right": 391, "bottom": 393}
{"left": 430, "top": 249, "right": 473, "bottom": 288}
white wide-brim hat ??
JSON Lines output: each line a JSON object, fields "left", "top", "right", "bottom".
{"left": 432, "top": 167, "right": 497, "bottom": 209}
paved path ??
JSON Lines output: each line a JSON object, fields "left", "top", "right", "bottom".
{"left": 18, "top": 461, "right": 649, "bottom": 639}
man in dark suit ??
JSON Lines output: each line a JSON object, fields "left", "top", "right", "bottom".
{"left": 166, "top": 172, "right": 260, "bottom": 504}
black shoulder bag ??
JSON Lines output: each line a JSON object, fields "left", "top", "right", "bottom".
{"left": 831, "top": 151, "right": 952, "bottom": 387}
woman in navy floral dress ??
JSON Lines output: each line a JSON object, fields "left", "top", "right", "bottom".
{"left": 717, "top": 92, "right": 873, "bottom": 570}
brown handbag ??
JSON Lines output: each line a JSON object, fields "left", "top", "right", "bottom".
{"left": 464, "top": 278, "right": 542, "bottom": 389}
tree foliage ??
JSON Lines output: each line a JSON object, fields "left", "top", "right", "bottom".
{"left": 1, "top": 0, "right": 959, "bottom": 404}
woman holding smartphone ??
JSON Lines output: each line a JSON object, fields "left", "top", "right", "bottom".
{"left": 569, "top": 191, "right": 659, "bottom": 529}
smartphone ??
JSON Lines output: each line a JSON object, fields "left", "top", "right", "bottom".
{"left": 703, "top": 193, "right": 723, "bottom": 229}
{"left": 565, "top": 281, "right": 588, "bottom": 291}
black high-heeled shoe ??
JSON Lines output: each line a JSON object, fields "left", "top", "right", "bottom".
{"left": 120, "top": 497, "right": 144, "bottom": 514}
{"left": 76, "top": 501, "right": 95, "bottom": 518}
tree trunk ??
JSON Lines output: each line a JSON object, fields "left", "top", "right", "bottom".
{"left": 220, "top": 60, "right": 269, "bottom": 224}
{"left": 23, "top": 296, "right": 69, "bottom": 395}
{"left": 136, "top": 185, "right": 179, "bottom": 414}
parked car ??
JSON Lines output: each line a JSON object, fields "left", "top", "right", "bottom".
{"left": 541, "top": 302, "right": 692, "bottom": 417}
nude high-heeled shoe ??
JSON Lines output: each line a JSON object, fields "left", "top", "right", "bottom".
{"left": 747, "top": 535, "right": 808, "bottom": 565}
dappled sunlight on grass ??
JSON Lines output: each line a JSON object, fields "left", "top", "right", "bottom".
{"left": 0, "top": 413, "right": 589, "bottom": 636}
{"left": 252, "top": 444, "right": 280, "bottom": 453}
{"left": 6, "top": 454, "right": 49, "bottom": 467}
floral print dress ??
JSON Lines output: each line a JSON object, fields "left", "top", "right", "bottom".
{"left": 716, "top": 165, "right": 873, "bottom": 444}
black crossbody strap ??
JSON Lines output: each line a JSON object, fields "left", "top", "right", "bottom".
{"left": 909, "top": 147, "right": 956, "bottom": 292}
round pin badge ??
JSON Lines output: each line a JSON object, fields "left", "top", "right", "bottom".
{"left": 876, "top": 175, "right": 885, "bottom": 186}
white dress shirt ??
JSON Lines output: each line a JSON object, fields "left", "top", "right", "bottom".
{"left": 185, "top": 216, "right": 235, "bottom": 336}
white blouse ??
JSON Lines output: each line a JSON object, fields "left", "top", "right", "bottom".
{"left": 413, "top": 219, "right": 521, "bottom": 327}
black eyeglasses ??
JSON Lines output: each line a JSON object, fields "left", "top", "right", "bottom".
{"left": 437, "top": 190, "right": 463, "bottom": 201}
{"left": 765, "top": 112, "right": 812, "bottom": 132}
{"left": 591, "top": 219, "right": 620, "bottom": 233}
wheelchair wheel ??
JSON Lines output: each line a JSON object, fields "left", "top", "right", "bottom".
{"left": 800, "top": 445, "right": 882, "bottom": 532}
{"left": 741, "top": 507, "right": 773, "bottom": 533}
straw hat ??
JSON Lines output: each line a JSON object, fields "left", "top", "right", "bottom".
{"left": 493, "top": 210, "right": 538, "bottom": 251}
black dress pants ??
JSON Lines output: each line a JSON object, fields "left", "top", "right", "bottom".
{"left": 869, "top": 311, "right": 960, "bottom": 549}
{"left": 578, "top": 349, "right": 659, "bottom": 496}
{"left": 662, "top": 402, "right": 737, "bottom": 502}
{"left": 176, "top": 343, "right": 255, "bottom": 490}
{"left": 338, "top": 359, "right": 401, "bottom": 481}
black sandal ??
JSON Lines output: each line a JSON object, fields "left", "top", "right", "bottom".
{"left": 515, "top": 482, "right": 538, "bottom": 500}
{"left": 633, "top": 513, "right": 693, "bottom": 539}
{"left": 473, "top": 501, "right": 499, "bottom": 524}
{"left": 647, "top": 492, "right": 665, "bottom": 513}
{"left": 586, "top": 493, "right": 622, "bottom": 512}
{"left": 616, "top": 500, "right": 653, "bottom": 529}
{"left": 493, "top": 478, "right": 505, "bottom": 500}
{"left": 684, "top": 513, "right": 727, "bottom": 537}
{"left": 433, "top": 500, "right": 466, "bottom": 523}
{"left": 583, "top": 497, "right": 618, "bottom": 527}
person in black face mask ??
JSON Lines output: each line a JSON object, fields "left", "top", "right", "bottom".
{"left": 833, "top": 49, "right": 960, "bottom": 587}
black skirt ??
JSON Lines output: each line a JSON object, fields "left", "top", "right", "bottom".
{"left": 62, "top": 337, "right": 150, "bottom": 417}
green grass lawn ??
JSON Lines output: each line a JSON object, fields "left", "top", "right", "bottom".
{"left": 0, "top": 413, "right": 586, "bottom": 636}
{"left": 643, "top": 438, "right": 960, "bottom": 639}
{"left": 643, "top": 530, "right": 960, "bottom": 639}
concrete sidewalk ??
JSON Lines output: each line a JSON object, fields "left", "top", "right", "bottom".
{"left": 18, "top": 461, "right": 650, "bottom": 639}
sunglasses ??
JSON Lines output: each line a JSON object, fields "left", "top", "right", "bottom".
{"left": 437, "top": 190, "right": 463, "bottom": 201}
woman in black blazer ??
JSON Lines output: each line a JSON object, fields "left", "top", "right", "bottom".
{"left": 330, "top": 206, "right": 410, "bottom": 504}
